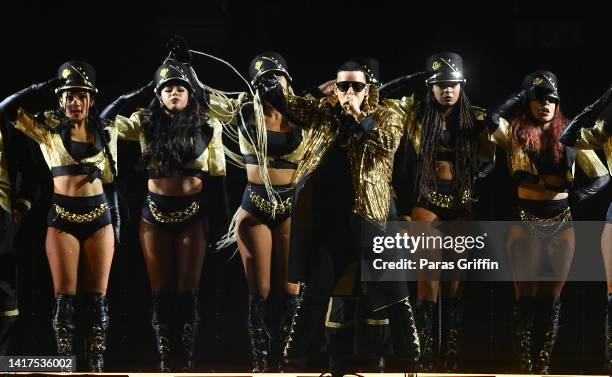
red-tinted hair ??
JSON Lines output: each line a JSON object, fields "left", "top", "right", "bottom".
{"left": 511, "top": 105, "right": 567, "bottom": 163}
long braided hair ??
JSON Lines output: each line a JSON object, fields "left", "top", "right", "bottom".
{"left": 413, "top": 86, "right": 480, "bottom": 203}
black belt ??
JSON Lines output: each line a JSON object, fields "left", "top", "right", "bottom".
{"left": 52, "top": 165, "right": 102, "bottom": 183}
{"left": 243, "top": 155, "right": 298, "bottom": 169}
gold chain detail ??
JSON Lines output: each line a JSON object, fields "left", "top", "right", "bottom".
{"left": 424, "top": 188, "right": 471, "bottom": 209}
{"left": 248, "top": 187, "right": 292, "bottom": 215}
{"left": 147, "top": 195, "right": 199, "bottom": 224}
{"left": 53, "top": 203, "right": 108, "bottom": 223}
{"left": 519, "top": 207, "right": 571, "bottom": 238}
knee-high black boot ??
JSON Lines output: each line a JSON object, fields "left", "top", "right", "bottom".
{"left": 52, "top": 294, "right": 76, "bottom": 357}
{"left": 443, "top": 297, "right": 464, "bottom": 371}
{"left": 387, "top": 298, "right": 420, "bottom": 371}
{"left": 152, "top": 291, "right": 176, "bottom": 372}
{"left": 249, "top": 294, "right": 271, "bottom": 372}
{"left": 415, "top": 300, "right": 434, "bottom": 372}
{"left": 606, "top": 293, "right": 612, "bottom": 372}
{"left": 280, "top": 292, "right": 303, "bottom": 370}
{"left": 534, "top": 297, "right": 561, "bottom": 375}
{"left": 85, "top": 293, "right": 109, "bottom": 372}
{"left": 177, "top": 292, "right": 200, "bottom": 371}
{"left": 515, "top": 296, "right": 534, "bottom": 373}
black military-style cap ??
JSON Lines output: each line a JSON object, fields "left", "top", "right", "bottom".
{"left": 153, "top": 59, "right": 192, "bottom": 94}
{"left": 425, "top": 52, "right": 466, "bottom": 85}
{"left": 521, "top": 70, "right": 560, "bottom": 101}
{"left": 249, "top": 52, "right": 292, "bottom": 85}
{"left": 55, "top": 61, "right": 98, "bottom": 94}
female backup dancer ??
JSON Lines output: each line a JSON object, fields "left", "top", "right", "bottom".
{"left": 559, "top": 85, "right": 612, "bottom": 372}
{"left": 101, "top": 58, "right": 225, "bottom": 372}
{"left": 384, "top": 52, "right": 488, "bottom": 371}
{"left": 485, "top": 71, "right": 609, "bottom": 374}
{"left": 0, "top": 61, "right": 119, "bottom": 372}
{"left": 212, "top": 52, "right": 305, "bottom": 372}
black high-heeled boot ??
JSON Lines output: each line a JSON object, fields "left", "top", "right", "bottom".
{"left": 415, "top": 300, "right": 434, "bottom": 372}
{"left": 177, "top": 292, "right": 200, "bottom": 371}
{"left": 515, "top": 296, "right": 534, "bottom": 373}
{"left": 534, "top": 297, "right": 561, "bottom": 375}
{"left": 85, "top": 293, "right": 109, "bottom": 373}
{"left": 249, "top": 295, "right": 270, "bottom": 372}
{"left": 152, "top": 291, "right": 176, "bottom": 372}
{"left": 606, "top": 293, "right": 612, "bottom": 372}
{"left": 444, "top": 297, "right": 464, "bottom": 371}
{"left": 280, "top": 292, "right": 303, "bottom": 370}
{"left": 387, "top": 298, "right": 420, "bottom": 371}
{"left": 52, "top": 294, "right": 76, "bottom": 357}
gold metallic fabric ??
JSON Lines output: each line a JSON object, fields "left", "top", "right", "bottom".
{"left": 114, "top": 109, "right": 226, "bottom": 176}
{"left": 573, "top": 119, "right": 612, "bottom": 175}
{"left": 287, "top": 87, "right": 402, "bottom": 227}
{"left": 14, "top": 108, "right": 118, "bottom": 184}
{"left": 488, "top": 116, "right": 608, "bottom": 184}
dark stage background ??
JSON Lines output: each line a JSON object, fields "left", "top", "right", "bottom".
{"left": 2, "top": 0, "right": 612, "bottom": 373}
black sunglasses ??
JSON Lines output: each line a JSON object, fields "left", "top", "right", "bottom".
{"left": 336, "top": 81, "right": 367, "bottom": 93}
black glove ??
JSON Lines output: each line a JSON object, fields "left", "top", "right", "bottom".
{"left": 0, "top": 78, "right": 59, "bottom": 121}
{"left": 570, "top": 174, "right": 610, "bottom": 205}
{"left": 379, "top": 71, "right": 428, "bottom": 99}
{"left": 167, "top": 35, "right": 192, "bottom": 64}
{"left": 100, "top": 81, "right": 155, "bottom": 120}
{"left": 485, "top": 89, "right": 527, "bottom": 133}
{"left": 255, "top": 74, "right": 286, "bottom": 114}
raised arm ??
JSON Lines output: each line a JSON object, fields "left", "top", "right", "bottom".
{"left": 100, "top": 81, "right": 155, "bottom": 120}
{"left": 561, "top": 85, "right": 612, "bottom": 147}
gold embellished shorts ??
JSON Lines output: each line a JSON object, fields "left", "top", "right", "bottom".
{"left": 48, "top": 193, "right": 111, "bottom": 240}
{"left": 517, "top": 198, "right": 572, "bottom": 238}
{"left": 418, "top": 180, "right": 472, "bottom": 220}
{"left": 142, "top": 191, "right": 206, "bottom": 235}
{"left": 241, "top": 182, "right": 293, "bottom": 227}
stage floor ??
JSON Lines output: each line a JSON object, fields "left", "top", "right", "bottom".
{"left": 6, "top": 373, "right": 610, "bottom": 377}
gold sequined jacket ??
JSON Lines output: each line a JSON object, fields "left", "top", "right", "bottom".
{"left": 113, "top": 109, "right": 226, "bottom": 176}
{"left": 14, "top": 108, "right": 119, "bottom": 184}
{"left": 285, "top": 88, "right": 403, "bottom": 227}
{"left": 489, "top": 116, "right": 609, "bottom": 188}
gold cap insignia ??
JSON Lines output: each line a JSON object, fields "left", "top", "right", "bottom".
{"left": 255, "top": 60, "right": 263, "bottom": 71}
{"left": 432, "top": 61, "right": 441, "bottom": 71}
{"left": 532, "top": 77, "right": 544, "bottom": 86}
{"left": 62, "top": 68, "right": 71, "bottom": 79}
{"left": 159, "top": 67, "right": 169, "bottom": 78}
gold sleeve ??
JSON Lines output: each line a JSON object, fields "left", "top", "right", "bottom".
{"left": 208, "top": 92, "right": 247, "bottom": 125}
{"left": 14, "top": 108, "right": 48, "bottom": 144}
{"left": 114, "top": 111, "right": 143, "bottom": 141}
{"left": 488, "top": 116, "right": 511, "bottom": 149}
{"left": 364, "top": 109, "right": 403, "bottom": 155}
{"left": 207, "top": 118, "right": 226, "bottom": 176}
{"left": 574, "top": 119, "right": 611, "bottom": 149}
{"left": 575, "top": 149, "right": 609, "bottom": 178}
{"left": 285, "top": 94, "right": 321, "bottom": 128}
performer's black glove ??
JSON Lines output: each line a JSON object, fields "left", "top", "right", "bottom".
{"left": 485, "top": 89, "right": 527, "bottom": 133}
{"left": 167, "top": 35, "right": 192, "bottom": 64}
{"left": 255, "top": 73, "right": 286, "bottom": 114}
{"left": 100, "top": 81, "right": 155, "bottom": 120}
{"left": 378, "top": 71, "right": 429, "bottom": 99}
{"left": 0, "top": 78, "right": 60, "bottom": 120}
